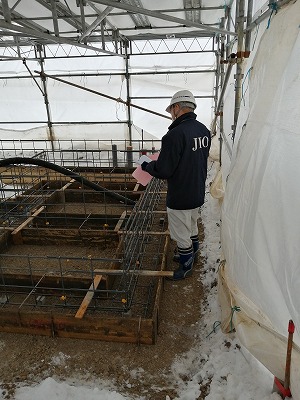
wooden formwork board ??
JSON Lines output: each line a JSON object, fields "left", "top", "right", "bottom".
{"left": 0, "top": 235, "right": 169, "bottom": 344}
{"left": 0, "top": 167, "right": 137, "bottom": 185}
{"left": 0, "top": 310, "right": 155, "bottom": 344}
{"left": 11, "top": 227, "right": 120, "bottom": 245}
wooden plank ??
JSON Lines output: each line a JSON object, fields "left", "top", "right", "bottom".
{"left": 0, "top": 169, "right": 137, "bottom": 186}
{"left": 94, "top": 268, "right": 173, "bottom": 277}
{"left": 126, "top": 210, "right": 166, "bottom": 218}
{"left": 16, "top": 194, "right": 52, "bottom": 199}
{"left": 11, "top": 206, "right": 46, "bottom": 244}
{"left": 60, "top": 179, "right": 75, "bottom": 191}
{"left": 11, "top": 206, "right": 46, "bottom": 236}
{"left": 75, "top": 275, "right": 103, "bottom": 319}
{"left": 118, "top": 230, "right": 169, "bottom": 235}
{"left": 148, "top": 191, "right": 167, "bottom": 194}
{"left": 0, "top": 310, "right": 155, "bottom": 344}
{"left": 55, "top": 179, "right": 75, "bottom": 204}
{"left": 114, "top": 211, "right": 128, "bottom": 232}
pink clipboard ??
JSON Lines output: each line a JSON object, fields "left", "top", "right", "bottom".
{"left": 132, "top": 153, "right": 159, "bottom": 186}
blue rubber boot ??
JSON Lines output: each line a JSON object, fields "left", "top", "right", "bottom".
{"left": 173, "top": 247, "right": 180, "bottom": 263}
{"left": 173, "top": 237, "right": 199, "bottom": 263}
{"left": 172, "top": 246, "right": 194, "bottom": 280}
{"left": 191, "top": 235, "right": 199, "bottom": 263}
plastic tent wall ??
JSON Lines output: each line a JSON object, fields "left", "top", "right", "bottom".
{"left": 216, "top": 1, "right": 300, "bottom": 398}
{"left": 0, "top": 38, "right": 215, "bottom": 144}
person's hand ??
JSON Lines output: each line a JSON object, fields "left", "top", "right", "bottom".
{"left": 141, "top": 161, "right": 149, "bottom": 171}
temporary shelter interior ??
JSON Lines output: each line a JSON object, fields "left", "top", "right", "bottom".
{"left": 0, "top": 0, "right": 299, "bottom": 398}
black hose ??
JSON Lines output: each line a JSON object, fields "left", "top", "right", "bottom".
{"left": 0, "top": 157, "right": 136, "bottom": 206}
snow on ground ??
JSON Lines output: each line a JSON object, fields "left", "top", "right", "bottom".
{"left": 0, "top": 162, "right": 287, "bottom": 400}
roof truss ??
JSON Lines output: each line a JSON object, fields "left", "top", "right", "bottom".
{"left": 0, "top": 0, "right": 236, "bottom": 57}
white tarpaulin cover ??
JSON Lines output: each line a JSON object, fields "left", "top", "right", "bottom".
{"left": 0, "top": 38, "right": 215, "bottom": 141}
{"left": 218, "top": 1, "right": 300, "bottom": 398}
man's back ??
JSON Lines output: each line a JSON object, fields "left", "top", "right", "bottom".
{"left": 164, "top": 112, "right": 211, "bottom": 209}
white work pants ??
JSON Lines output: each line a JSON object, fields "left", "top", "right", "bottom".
{"left": 167, "top": 207, "right": 200, "bottom": 249}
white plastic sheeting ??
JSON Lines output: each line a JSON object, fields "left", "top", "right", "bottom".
{"left": 218, "top": 1, "right": 300, "bottom": 398}
{"left": 0, "top": 38, "right": 215, "bottom": 140}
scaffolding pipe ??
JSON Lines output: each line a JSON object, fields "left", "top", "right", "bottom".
{"left": 218, "top": 17, "right": 226, "bottom": 166}
{"left": 37, "top": 46, "right": 55, "bottom": 151}
{"left": 34, "top": 70, "right": 171, "bottom": 121}
{"left": 91, "top": 0, "right": 237, "bottom": 36}
{"left": 0, "top": 68, "right": 216, "bottom": 80}
{"left": 210, "top": 60, "right": 234, "bottom": 136}
{"left": 246, "top": 0, "right": 295, "bottom": 32}
{"left": 232, "top": 0, "right": 245, "bottom": 142}
{"left": 125, "top": 47, "right": 133, "bottom": 144}
{"left": 214, "top": 45, "right": 220, "bottom": 116}
{"left": 0, "top": 157, "right": 136, "bottom": 206}
{"left": 225, "top": 4, "right": 232, "bottom": 59}
{"left": 112, "top": 144, "right": 118, "bottom": 167}
{"left": 245, "top": 0, "right": 253, "bottom": 56}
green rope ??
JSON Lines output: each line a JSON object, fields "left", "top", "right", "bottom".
{"left": 206, "top": 321, "right": 221, "bottom": 338}
{"left": 229, "top": 306, "right": 241, "bottom": 332}
{"left": 267, "top": 2, "right": 279, "bottom": 29}
{"left": 241, "top": 67, "right": 253, "bottom": 106}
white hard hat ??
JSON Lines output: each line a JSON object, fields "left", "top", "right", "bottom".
{"left": 166, "top": 90, "right": 197, "bottom": 113}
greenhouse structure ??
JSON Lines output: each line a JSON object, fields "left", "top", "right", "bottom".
{"left": 0, "top": 0, "right": 299, "bottom": 398}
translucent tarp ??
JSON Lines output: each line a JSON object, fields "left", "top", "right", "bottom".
{"left": 217, "top": 1, "right": 300, "bottom": 398}
{"left": 0, "top": 38, "right": 215, "bottom": 139}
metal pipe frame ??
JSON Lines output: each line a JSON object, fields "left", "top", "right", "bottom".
{"left": 0, "top": 68, "right": 216, "bottom": 80}
{"left": 36, "top": 45, "right": 56, "bottom": 150}
{"left": 0, "top": 37, "right": 215, "bottom": 57}
{"left": 0, "top": 19, "right": 124, "bottom": 57}
{"left": 246, "top": 0, "right": 296, "bottom": 32}
{"left": 91, "top": 0, "right": 237, "bottom": 37}
{"left": 245, "top": 0, "right": 254, "bottom": 55}
{"left": 232, "top": 0, "right": 245, "bottom": 142}
{"left": 125, "top": 46, "right": 133, "bottom": 144}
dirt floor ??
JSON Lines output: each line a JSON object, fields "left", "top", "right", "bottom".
{"left": 0, "top": 234, "right": 208, "bottom": 400}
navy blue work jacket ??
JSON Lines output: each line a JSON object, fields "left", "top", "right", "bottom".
{"left": 145, "top": 112, "right": 211, "bottom": 210}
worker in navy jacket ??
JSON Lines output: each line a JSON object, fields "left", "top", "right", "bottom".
{"left": 141, "top": 90, "right": 211, "bottom": 280}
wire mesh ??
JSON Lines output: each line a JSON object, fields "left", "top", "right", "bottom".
{"left": 0, "top": 139, "right": 168, "bottom": 319}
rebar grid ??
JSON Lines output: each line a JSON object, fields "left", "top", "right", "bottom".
{"left": 0, "top": 139, "right": 160, "bottom": 226}
{"left": 0, "top": 139, "right": 161, "bottom": 163}
{"left": 0, "top": 173, "right": 134, "bottom": 230}
{"left": 118, "top": 177, "right": 166, "bottom": 311}
{"left": 0, "top": 139, "right": 168, "bottom": 319}
{"left": 0, "top": 227, "right": 167, "bottom": 317}
{"left": 0, "top": 253, "right": 125, "bottom": 312}
{"left": 0, "top": 165, "right": 52, "bottom": 227}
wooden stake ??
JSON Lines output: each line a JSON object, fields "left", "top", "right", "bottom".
{"left": 75, "top": 275, "right": 102, "bottom": 319}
